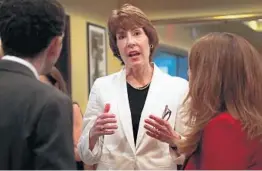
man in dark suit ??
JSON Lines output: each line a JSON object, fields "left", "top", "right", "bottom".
{"left": 0, "top": 0, "right": 76, "bottom": 169}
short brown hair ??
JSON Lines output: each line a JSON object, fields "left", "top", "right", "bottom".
{"left": 178, "top": 32, "right": 262, "bottom": 155}
{"left": 107, "top": 4, "right": 159, "bottom": 63}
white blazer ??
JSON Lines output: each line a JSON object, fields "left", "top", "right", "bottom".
{"left": 78, "top": 64, "right": 188, "bottom": 170}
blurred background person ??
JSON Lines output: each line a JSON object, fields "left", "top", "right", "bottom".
{"left": 40, "top": 66, "right": 84, "bottom": 170}
{"left": 0, "top": 0, "right": 75, "bottom": 169}
{"left": 179, "top": 32, "right": 262, "bottom": 169}
{"left": 0, "top": 39, "right": 3, "bottom": 58}
{"left": 78, "top": 4, "right": 188, "bottom": 170}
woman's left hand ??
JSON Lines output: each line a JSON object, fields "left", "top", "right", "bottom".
{"left": 144, "top": 114, "right": 181, "bottom": 146}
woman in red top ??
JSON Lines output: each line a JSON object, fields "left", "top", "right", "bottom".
{"left": 179, "top": 32, "right": 262, "bottom": 170}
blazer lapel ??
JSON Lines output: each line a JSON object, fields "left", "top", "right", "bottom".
{"left": 116, "top": 68, "right": 136, "bottom": 154}
{"left": 136, "top": 65, "right": 163, "bottom": 148}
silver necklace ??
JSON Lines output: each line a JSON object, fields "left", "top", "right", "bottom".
{"left": 134, "top": 83, "right": 151, "bottom": 90}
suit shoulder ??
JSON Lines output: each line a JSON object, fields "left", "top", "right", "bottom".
{"left": 172, "top": 76, "right": 188, "bottom": 86}
{"left": 92, "top": 71, "right": 120, "bottom": 87}
{"left": 34, "top": 83, "right": 72, "bottom": 118}
{"left": 33, "top": 80, "right": 71, "bottom": 103}
{"left": 163, "top": 74, "right": 189, "bottom": 90}
{"left": 160, "top": 71, "right": 188, "bottom": 85}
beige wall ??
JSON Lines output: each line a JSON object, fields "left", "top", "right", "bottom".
{"left": 58, "top": 0, "right": 262, "bottom": 111}
{"left": 58, "top": 0, "right": 122, "bottom": 111}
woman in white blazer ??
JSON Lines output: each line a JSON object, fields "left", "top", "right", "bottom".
{"left": 78, "top": 4, "right": 188, "bottom": 170}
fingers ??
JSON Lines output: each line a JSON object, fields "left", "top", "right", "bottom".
{"left": 97, "top": 118, "right": 117, "bottom": 125}
{"left": 100, "top": 104, "right": 115, "bottom": 119}
{"left": 93, "top": 129, "right": 116, "bottom": 136}
{"left": 149, "top": 115, "right": 170, "bottom": 127}
{"left": 144, "top": 115, "right": 178, "bottom": 144}
{"left": 144, "top": 123, "right": 169, "bottom": 137}
{"left": 92, "top": 104, "right": 117, "bottom": 137}
{"left": 145, "top": 131, "right": 160, "bottom": 140}
{"left": 144, "top": 121, "right": 166, "bottom": 141}
{"left": 92, "top": 122, "right": 118, "bottom": 136}
{"left": 144, "top": 123, "right": 157, "bottom": 133}
{"left": 95, "top": 116, "right": 118, "bottom": 131}
{"left": 144, "top": 118, "right": 168, "bottom": 133}
{"left": 104, "top": 103, "right": 110, "bottom": 113}
{"left": 149, "top": 115, "right": 175, "bottom": 132}
{"left": 148, "top": 115, "right": 181, "bottom": 139}
{"left": 99, "top": 113, "right": 116, "bottom": 119}
{"left": 97, "top": 124, "right": 118, "bottom": 130}
{"left": 145, "top": 127, "right": 167, "bottom": 143}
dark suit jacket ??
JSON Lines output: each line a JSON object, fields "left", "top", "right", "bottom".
{"left": 0, "top": 60, "right": 76, "bottom": 169}
{"left": 184, "top": 113, "right": 262, "bottom": 170}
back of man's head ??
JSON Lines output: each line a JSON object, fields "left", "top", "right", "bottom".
{"left": 0, "top": 0, "right": 66, "bottom": 59}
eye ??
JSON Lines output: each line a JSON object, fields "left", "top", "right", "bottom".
{"left": 117, "top": 34, "right": 125, "bottom": 40}
{"left": 133, "top": 30, "right": 141, "bottom": 36}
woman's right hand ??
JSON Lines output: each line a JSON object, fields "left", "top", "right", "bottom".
{"left": 89, "top": 104, "right": 118, "bottom": 150}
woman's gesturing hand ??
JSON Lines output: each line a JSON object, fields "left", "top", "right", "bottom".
{"left": 144, "top": 115, "right": 181, "bottom": 147}
{"left": 89, "top": 104, "right": 118, "bottom": 150}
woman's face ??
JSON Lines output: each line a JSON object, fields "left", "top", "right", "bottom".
{"left": 116, "top": 27, "right": 150, "bottom": 68}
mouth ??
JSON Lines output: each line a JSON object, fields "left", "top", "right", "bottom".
{"left": 128, "top": 51, "right": 141, "bottom": 58}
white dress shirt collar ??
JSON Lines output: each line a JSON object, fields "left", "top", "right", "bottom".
{"left": 2, "top": 55, "right": 39, "bottom": 79}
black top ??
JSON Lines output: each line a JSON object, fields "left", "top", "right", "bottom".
{"left": 0, "top": 60, "right": 76, "bottom": 170}
{"left": 127, "top": 82, "right": 150, "bottom": 145}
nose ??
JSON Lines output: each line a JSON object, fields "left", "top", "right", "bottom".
{"left": 126, "top": 33, "right": 135, "bottom": 48}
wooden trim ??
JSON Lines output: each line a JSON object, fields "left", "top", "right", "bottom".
{"left": 66, "top": 15, "right": 72, "bottom": 96}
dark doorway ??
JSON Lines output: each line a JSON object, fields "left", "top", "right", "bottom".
{"left": 55, "top": 15, "right": 71, "bottom": 96}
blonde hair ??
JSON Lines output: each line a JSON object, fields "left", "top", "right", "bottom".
{"left": 178, "top": 32, "right": 262, "bottom": 156}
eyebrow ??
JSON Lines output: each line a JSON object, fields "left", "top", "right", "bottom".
{"left": 116, "top": 29, "right": 126, "bottom": 35}
{"left": 116, "top": 26, "right": 141, "bottom": 34}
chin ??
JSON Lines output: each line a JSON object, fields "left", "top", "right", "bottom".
{"left": 130, "top": 61, "right": 143, "bottom": 68}
{"left": 130, "top": 57, "right": 142, "bottom": 64}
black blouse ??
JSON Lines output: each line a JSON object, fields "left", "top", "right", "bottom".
{"left": 127, "top": 82, "right": 150, "bottom": 145}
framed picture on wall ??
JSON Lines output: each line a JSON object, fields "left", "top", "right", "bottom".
{"left": 87, "top": 23, "right": 107, "bottom": 94}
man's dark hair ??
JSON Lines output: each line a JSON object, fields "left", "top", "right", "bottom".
{"left": 0, "top": 0, "right": 66, "bottom": 58}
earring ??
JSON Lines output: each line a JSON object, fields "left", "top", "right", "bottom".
{"left": 150, "top": 44, "right": 154, "bottom": 49}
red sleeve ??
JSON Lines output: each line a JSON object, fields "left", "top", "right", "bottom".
{"left": 200, "top": 114, "right": 248, "bottom": 170}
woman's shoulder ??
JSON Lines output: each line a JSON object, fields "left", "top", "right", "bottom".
{"left": 72, "top": 101, "right": 79, "bottom": 105}
{"left": 93, "top": 71, "right": 121, "bottom": 87}
{"left": 72, "top": 101, "right": 83, "bottom": 117}
{"left": 205, "top": 112, "right": 242, "bottom": 132}
{"left": 211, "top": 112, "right": 237, "bottom": 122}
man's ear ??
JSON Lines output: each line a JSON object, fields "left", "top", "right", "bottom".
{"left": 46, "top": 35, "right": 63, "bottom": 59}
